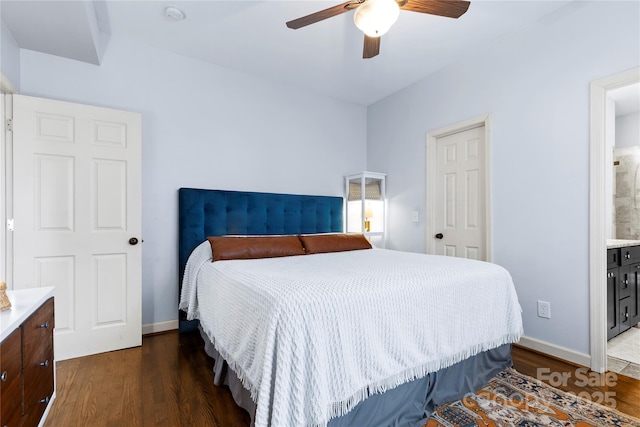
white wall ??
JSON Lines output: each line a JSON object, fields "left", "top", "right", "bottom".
{"left": 1, "top": 20, "right": 20, "bottom": 90}
{"left": 367, "top": 1, "right": 640, "bottom": 355}
{"left": 19, "top": 36, "right": 367, "bottom": 326}
{"left": 616, "top": 112, "right": 640, "bottom": 148}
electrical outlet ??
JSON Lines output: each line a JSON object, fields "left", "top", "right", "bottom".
{"left": 537, "top": 300, "right": 551, "bottom": 319}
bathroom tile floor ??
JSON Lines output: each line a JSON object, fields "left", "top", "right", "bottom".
{"left": 607, "top": 325, "right": 640, "bottom": 380}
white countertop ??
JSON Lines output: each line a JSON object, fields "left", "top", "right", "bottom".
{"left": 0, "top": 286, "right": 55, "bottom": 342}
{"left": 607, "top": 239, "right": 640, "bottom": 249}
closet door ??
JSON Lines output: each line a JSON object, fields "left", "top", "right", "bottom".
{"left": 12, "top": 94, "right": 142, "bottom": 360}
{"left": 433, "top": 125, "right": 487, "bottom": 260}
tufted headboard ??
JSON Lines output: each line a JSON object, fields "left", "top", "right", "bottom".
{"left": 178, "top": 188, "right": 343, "bottom": 330}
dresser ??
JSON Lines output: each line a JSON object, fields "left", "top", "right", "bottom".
{"left": 0, "top": 287, "right": 55, "bottom": 427}
{"left": 607, "top": 241, "right": 640, "bottom": 340}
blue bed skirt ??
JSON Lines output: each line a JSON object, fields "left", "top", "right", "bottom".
{"left": 200, "top": 326, "right": 511, "bottom": 427}
{"left": 329, "top": 344, "right": 512, "bottom": 427}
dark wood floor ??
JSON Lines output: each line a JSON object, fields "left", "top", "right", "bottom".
{"left": 511, "top": 344, "right": 640, "bottom": 419}
{"left": 45, "top": 330, "right": 250, "bottom": 427}
{"left": 44, "top": 331, "right": 640, "bottom": 426}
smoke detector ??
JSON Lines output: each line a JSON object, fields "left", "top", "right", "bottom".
{"left": 164, "top": 6, "right": 186, "bottom": 21}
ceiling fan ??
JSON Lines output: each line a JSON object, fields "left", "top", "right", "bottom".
{"left": 286, "top": 0, "right": 470, "bottom": 59}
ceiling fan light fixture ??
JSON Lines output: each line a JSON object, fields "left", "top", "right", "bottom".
{"left": 353, "top": 0, "right": 400, "bottom": 38}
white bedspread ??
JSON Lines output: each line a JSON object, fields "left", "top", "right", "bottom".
{"left": 179, "top": 243, "right": 523, "bottom": 427}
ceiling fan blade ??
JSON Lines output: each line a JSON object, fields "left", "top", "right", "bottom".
{"left": 363, "top": 35, "right": 380, "bottom": 59}
{"left": 400, "top": 0, "right": 470, "bottom": 18}
{"left": 286, "top": 1, "right": 362, "bottom": 30}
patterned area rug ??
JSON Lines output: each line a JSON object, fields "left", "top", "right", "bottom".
{"left": 425, "top": 368, "right": 640, "bottom": 427}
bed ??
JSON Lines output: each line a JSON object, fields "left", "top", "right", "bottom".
{"left": 178, "top": 188, "right": 523, "bottom": 427}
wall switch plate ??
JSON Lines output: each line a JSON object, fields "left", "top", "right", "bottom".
{"left": 411, "top": 210, "right": 419, "bottom": 223}
{"left": 537, "top": 300, "right": 551, "bottom": 319}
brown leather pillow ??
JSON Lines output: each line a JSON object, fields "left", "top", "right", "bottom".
{"left": 298, "top": 233, "right": 372, "bottom": 255}
{"left": 207, "top": 235, "right": 305, "bottom": 262}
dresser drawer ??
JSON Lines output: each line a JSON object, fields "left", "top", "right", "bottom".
{"left": 22, "top": 298, "right": 54, "bottom": 361}
{"left": 23, "top": 331, "right": 53, "bottom": 374}
{"left": 23, "top": 340, "right": 54, "bottom": 413}
{"left": 23, "top": 364, "right": 54, "bottom": 426}
{"left": 0, "top": 328, "right": 23, "bottom": 426}
{"left": 2, "top": 408, "right": 24, "bottom": 427}
{"left": 22, "top": 297, "right": 54, "bottom": 422}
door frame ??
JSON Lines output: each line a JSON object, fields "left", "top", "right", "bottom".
{"left": 425, "top": 114, "right": 492, "bottom": 260}
{"left": 1, "top": 73, "right": 15, "bottom": 287}
{"left": 589, "top": 67, "right": 640, "bottom": 373}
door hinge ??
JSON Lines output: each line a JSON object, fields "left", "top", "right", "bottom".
{"left": 6, "top": 118, "right": 12, "bottom": 132}
{"left": 7, "top": 218, "right": 14, "bottom": 231}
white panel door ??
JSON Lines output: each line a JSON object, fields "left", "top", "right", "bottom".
{"left": 434, "top": 126, "right": 486, "bottom": 260}
{"left": 12, "top": 94, "right": 142, "bottom": 360}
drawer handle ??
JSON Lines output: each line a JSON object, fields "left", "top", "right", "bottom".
{"left": 40, "top": 396, "right": 50, "bottom": 404}
{"left": 626, "top": 253, "right": 631, "bottom": 259}
{"left": 40, "top": 360, "right": 49, "bottom": 367}
{"left": 0, "top": 371, "right": 6, "bottom": 381}
{"left": 40, "top": 322, "right": 49, "bottom": 329}
{"left": 622, "top": 279, "right": 629, "bottom": 285}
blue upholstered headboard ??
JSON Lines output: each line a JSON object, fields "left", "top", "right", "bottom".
{"left": 178, "top": 188, "right": 343, "bottom": 329}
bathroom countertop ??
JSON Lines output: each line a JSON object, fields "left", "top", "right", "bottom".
{"left": 607, "top": 239, "right": 640, "bottom": 249}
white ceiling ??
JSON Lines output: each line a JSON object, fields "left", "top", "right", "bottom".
{"left": 2, "top": 0, "right": 575, "bottom": 106}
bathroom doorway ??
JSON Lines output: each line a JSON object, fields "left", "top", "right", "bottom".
{"left": 590, "top": 68, "right": 640, "bottom": 378}
{"left": 605, "top": 83, "right": 640, "bottom": 379}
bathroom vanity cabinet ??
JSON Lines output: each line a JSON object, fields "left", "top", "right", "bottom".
{"left": 607, "top": 243, "right": 640, "bottom": 340}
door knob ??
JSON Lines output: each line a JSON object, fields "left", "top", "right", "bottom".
{"left": 129, "top": 237, "right": 139, "bottom": 245}
{"left": 435, "top": 233, "right": 444, "bottom": 239}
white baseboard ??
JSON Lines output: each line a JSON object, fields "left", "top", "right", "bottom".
{"left": 517, "top": 335, "right": 591, "bottom": 368}
{"left": 142, "top": 319, "right": 179, "bottom": 336}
